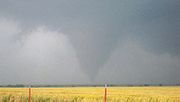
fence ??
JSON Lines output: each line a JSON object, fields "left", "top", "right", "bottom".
{"left": 27, "top": 85, "right": 108, "bottom": 102}
{"left": 0, "top": 85, "right": 108, "bottom": 102}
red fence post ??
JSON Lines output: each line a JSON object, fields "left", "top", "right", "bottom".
{"left": 104, "top": 84, "right": 107, "bottom": 102}
{"left": 28, "top": 86, "right": 31, "bottom": 102}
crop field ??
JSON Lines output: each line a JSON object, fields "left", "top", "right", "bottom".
{"left": 0, "top": 86, "right": 180, "bottom": 102}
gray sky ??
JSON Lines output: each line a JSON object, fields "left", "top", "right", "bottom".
{"left": 0, "top": 0, "right": 180, "bottom": 85}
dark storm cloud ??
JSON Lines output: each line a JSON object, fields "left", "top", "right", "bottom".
{"left": 0, "top": 0, "right": 179, "bottom": 84}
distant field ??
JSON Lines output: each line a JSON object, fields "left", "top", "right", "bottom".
{"left": 0, "top": 86, "right": 180, "bottom": 102}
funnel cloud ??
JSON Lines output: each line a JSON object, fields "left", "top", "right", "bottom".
{"left": 0, "top": 0, "right": 180, "bottom": 85}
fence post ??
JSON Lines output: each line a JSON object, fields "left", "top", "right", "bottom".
{"left": 28, "top": 85, "right": 31, "bottom": 102}
{"left": 104, "top": 84, "right": 107, "bottom": 102}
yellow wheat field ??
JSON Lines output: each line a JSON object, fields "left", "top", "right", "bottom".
{"left": 0, "top": 86, "right": 180, "bottom": 102}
